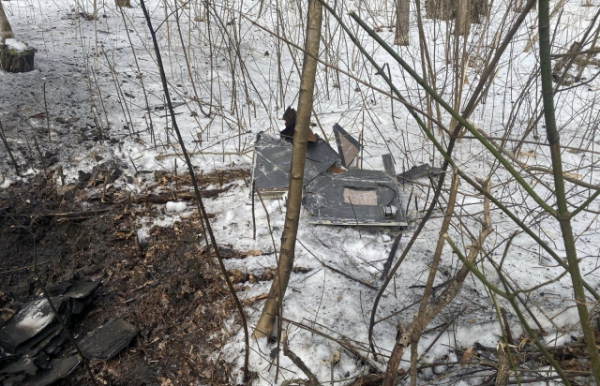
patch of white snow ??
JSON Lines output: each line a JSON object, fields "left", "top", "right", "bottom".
{"left": 165, "top": 201, "right": 188, "bottom": 213}
{"left": 4, "top": 38, "right": 29, "bottom": 51}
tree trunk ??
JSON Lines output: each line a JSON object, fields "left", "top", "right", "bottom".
{"left": 513, "top": 0, "right": 536, "bottom": 12}
{"left": 115, "top": 0, "right": 132, "bottom": 8}
{"left": 253, "top": 0, "right": 323, "bottom": 339}
{"left": 0, "top": 2, "right": 14, "bottom": 43}
{"left": 425, "top": 0, "right": 454, "bottom": 20}
{"left": 512, "top": 0, "right": 524, "bottom": 12}
{"left": 455, "top": 0, "right": 470, "bottom": 35}
{"left": 470, "top": 0, "right": 487, "bottom": 23}
{"left": 394, "top": 0, "right": 410, "bottom": 46}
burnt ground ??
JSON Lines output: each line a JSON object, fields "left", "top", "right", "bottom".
{"left": 0, "top": 169, "right": 251, "bottom": 386}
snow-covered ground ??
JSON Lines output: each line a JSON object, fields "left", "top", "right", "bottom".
{"left": 2, "top": 0, "right": 600, "bottom": 384}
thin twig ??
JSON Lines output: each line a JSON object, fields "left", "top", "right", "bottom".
{"left": 283, "top": 342, "right": 320, "bottom": 386}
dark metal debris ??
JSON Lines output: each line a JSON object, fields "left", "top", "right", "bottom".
{"left": 79, "top": 318, "right": 137, "bottom": 360}
{"left": 0, "top": 297, "right": 70, "bottom": 355}
{"left": 253, "top": 126, "right": 415, "bottom": 226}
{"left": 0, "top": 281, "right": 103, "bottom": 386}
{"left": 303, "top": 169, "right": 407, "bottom": 226}
{"left": 252, "top": 133, "right": 339, "bottom": 195}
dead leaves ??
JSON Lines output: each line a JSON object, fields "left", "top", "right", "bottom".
{"left": 114, "top": 229, "right": 135, "bottom": 240}
{"left": 460, "top": 346, "right": 475, "bottom": 367}
{"left": 456, "top": 331, "right": 595, "bottom": 380}
{"left": 227, "top": 266, "right": 313, "bottom": 286}
{"left": 201, "top": 245, "right": 263, "bottom": 260}
{"left": 153, "top": 168, "right": 250, "bottom": 188}
{"left": 241, "top": 293, "right": 269, "bottom": 306}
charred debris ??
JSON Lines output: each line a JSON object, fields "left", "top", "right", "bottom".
{"left": 0, "top": 280, "right": 136, "bottom": 386}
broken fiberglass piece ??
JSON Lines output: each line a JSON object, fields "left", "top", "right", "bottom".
{"left": 333, "top": 123, "right": 361, "bottom": 168}
{"left": 302, "top": 169, "right": 408, "bottom": 226}
{"left": 79, "top": 318, "right": 137, "bottom": 360}
{"left": 252, "top": 133, "right": 339, "bottom": 194}
{"left": 397, "top": 163, "right": 443, "bottom": 183}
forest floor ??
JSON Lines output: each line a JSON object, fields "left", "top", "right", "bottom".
{"left": 2, "top": 173, "right": 599, "bottom": 385}
{"left": 0, "top": 168, "right": 253, "bottom": 385}
{"left": 2, "top": 0, "right": 600, "bottom": 384}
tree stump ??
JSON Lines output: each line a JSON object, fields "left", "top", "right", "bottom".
{"left": 0, "top": 42, "right": 36, "bottom": 73}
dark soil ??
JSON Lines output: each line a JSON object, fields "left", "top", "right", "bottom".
{"left": 0, "top": 171, "right": 249, "bottom": 385}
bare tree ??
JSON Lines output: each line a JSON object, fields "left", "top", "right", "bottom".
{"left": 253, "top": 0, "right": 324, "bottom": 339}
{"left": 115, "top": 0, "right": 132, "bottom": 8}
{"left": 425, "top": 0, "right": 454, "bottom": 20}
{"left": 0, "top": 2, "right": 14, "bottom": 43}
{"left": 394, "top": 0, "right": 410, "bottom": 46}
{"left": 470, "top": 0, "right": 487, "bottom": 23}
{"left": 455, "top": 0, "right": 470, "bottom": 35}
